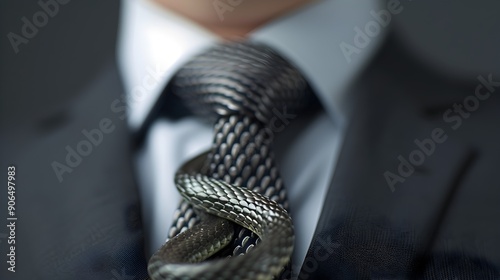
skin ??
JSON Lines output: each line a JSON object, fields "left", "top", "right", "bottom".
{"left": 150, "top": 0, "right": 315, "bottom": 39}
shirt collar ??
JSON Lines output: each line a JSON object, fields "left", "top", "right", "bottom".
{"left": 118, "top": 0, "right": 385, "bottom": 132}
{"left": 250, "top": 0, "right": 385, "bottom": 126}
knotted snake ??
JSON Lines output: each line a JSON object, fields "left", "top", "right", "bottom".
{"left": 147, "top": 151, "right": 295, "bottom": 280}
{"left": 146, "top": 41, "right": 313, "bottom": 280}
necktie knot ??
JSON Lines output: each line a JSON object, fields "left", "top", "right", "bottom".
{"left": 155, "top": 40, "right": 301, "bottom": 280}
{"left": 172, "top": 41, "right": 311, "bottom": 124}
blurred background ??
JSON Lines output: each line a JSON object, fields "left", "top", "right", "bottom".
{"left": 1, "top": 0, "right": 500, "bottom": 279}
{"left": 0, "top": 1, "right": 120, "bottom": 153}
{"left": 2, "top": 0, "right": 500, "bottom": 143}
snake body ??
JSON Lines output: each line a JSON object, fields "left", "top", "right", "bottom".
{"left": 148, "top": 152, "right": 294, "bottom": 280}
{"left": 147, "top": 41, "right": 313, "bottom": 279}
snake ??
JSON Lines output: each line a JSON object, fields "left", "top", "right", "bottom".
{"left": 147, "top": 151, "right": 295, "bottom": 280}
{"left": 145, "top": 41, "right": 315, "bottom": 280}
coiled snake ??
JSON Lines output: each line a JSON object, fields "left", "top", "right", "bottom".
{"left": 146, "top": 41, "right": 313, "bottom": 280}
{"left": 147, "top": 151, "right": 294, "bottom": 280}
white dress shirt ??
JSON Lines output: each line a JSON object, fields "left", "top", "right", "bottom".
{"left": 117, "top": 0, "right": 384, "bottom": 276}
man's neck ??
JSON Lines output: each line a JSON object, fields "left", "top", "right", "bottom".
{"left": 150, "top": 0, "right": 315, "bottom": 39}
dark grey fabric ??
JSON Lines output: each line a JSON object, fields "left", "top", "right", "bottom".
{"left": 2, "top": 32, "right": 500, "bottom": 280}
{"left": 298, "top": 35, "right": 500, "bottom": 279}
{"left": 0, "top": 61, "right": 148, "bottom": 280}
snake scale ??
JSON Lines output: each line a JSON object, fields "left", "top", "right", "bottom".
{"left": 148, "top": 152, "right": 294, "bottom": 280}
{"left": 147, "top": 42, "right": 313, "bottom": 280}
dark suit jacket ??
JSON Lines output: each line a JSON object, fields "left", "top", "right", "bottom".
{"left": 3, "top": 32, "right": 500, "bottom": 279}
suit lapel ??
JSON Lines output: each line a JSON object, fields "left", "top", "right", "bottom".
{"left": 14, "top": 60, "right": 149, "bottom": 280}
{"left": 298, "top": 37, "right": 475, "bottom": 279}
